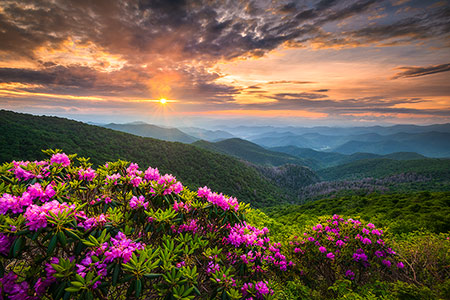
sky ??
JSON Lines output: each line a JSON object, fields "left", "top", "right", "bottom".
{"left": 0, "top": 0, "right": 449, "bottom": 127}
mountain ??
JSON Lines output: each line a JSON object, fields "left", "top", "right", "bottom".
{"left": 192, "top": 138, "right": 312, "bottom": 167}
{"left": 221, "top": 123, "right": 450, "bottom": 138}
{"left": 179, "top": 127, "right": 235, "bottom": 141}
{"left": 270, "top": 145, "right": 425, "bottom": 169}
{"left": 251, "top": 163, "right": 320, "bottom": 201}
{"left": 250, "top": 133, "right": 313, "bottom": 149}
{"left": 317, "top": 158, "right": 450, "bottom": 181}
{"left": 333, "top": 132, "right": 450, "bottom": 157}
{"left": 0, "top": 110, "right": 291, "bottom": 207}
{"left": 102, "top": 123, "right": 198, "bottom": 143}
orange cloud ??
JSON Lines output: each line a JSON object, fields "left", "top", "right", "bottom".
{"left": 146, "top": 71, "right": 184, "bottom": 99}
{"left": 179, "top": 109, "right": 328, "bottom": 118}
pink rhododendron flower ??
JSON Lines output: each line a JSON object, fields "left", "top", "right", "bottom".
{"left": 129, "top": 195, "right": 149, "bottom": 210}
{"left": 144, "top": 167, "right": 160, "bottom": 181}
{"left": 50, "top": 153, "right": 70, "bottom": 167}
{"left": 103, "top": 232, "right": 144, "bottom": 263}
{"left": 106, "top": 173, "right": 121, "bottom": 185}
{"left": 24, "top": 200, "right": 76, "bottom": 231}
{"left": 78, "top": 167, "right": 96, "bottom": 181}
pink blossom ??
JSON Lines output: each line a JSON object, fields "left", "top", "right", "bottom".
{"left": 78, "top": 167, "right": 96, "bottom": 181}
{"left": 367, "top": 223, "right": 375, "bottom": 229}
{"left": 50, "top": 153, "right": 70, "bottom": 167}
{"left": 24, "top": 200, "right": 76, "bottom": 231}
{"left": 144, "top": 167, "right": 160, "bottom": 181}
{"left": 129, "top": 195, "right": 149, "bottom": 210}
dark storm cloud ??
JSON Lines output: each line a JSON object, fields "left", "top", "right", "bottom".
{"left": 0, "top": 66, "right": 149, "bottom": 96}
{"left": 392, "top": 63, "right": 450, "bottom": 79}
{"left": 2, "top": 0, "right": 448, "bottom": 63}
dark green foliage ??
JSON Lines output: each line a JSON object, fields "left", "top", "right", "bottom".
{"left": 318, "top": 158, "right": 450, "bottom": 181}
{"left": 0, "top": 110, "right": 287, "bottom": 207}
{"left": 270, "top": 145, "right": 427, "bottom": 170}
{"left": 193, "top": 138, "right": 308, "bottom": 167}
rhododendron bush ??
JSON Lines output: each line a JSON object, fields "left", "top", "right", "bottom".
{"left": 0, "top": 150, "right": 288, "bottom": 299}
{"left": 0, "top": 150, "right": 411, "bottom": 299}
{"left": 287, "top": 215, "right": 405, "bottom": 290}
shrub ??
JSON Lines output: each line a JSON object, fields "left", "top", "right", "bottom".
{"left": 392, "top": 231, "right": 450, "bottom": 298}
{"left": 287, "top": 215, "right": 405, "bottom": 295}
{"left": 0, "top": 150, "right": 291, "bottom": 299}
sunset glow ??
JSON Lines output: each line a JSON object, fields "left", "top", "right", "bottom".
{"left": 0, "top": 0, "right": 448, "bottom": 126}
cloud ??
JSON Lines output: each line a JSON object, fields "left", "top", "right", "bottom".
{"left": 266, "top": 80, "right": 315, "bottom": 85}
{"left": 392, "top": 63, "right": 450, "bottom": 79}
{"left": 0, "top": 0, "right": 448, "bottom": 124}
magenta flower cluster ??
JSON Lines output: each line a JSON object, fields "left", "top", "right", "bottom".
{"left": 198, "top": 186, "right": 239, "bottom": 211}
{"left": 101, "top": 232, "right": 144, "bottom": 263}
{"left": 290, "top": 214, "right": 405, "bottom": 284}
{"left": 129, "top": 195, "right": 149, "bottom": 210}
{"left": 50, "top": 153, "right": 71, "bottom": 167}
{"left": 78, "top": 167, "right": 96, "bottom": 181}
{"left": 24, "top": 200, "right": 76, "bottom": 231}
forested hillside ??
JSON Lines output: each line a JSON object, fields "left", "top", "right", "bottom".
{"left": 193, "top": 138, "right": 311, "bottom": 167}
{"left": 0, "top": 110, "right": 287, "bottom": 207}
{"left": 318, "top": 158, "right": 450, "bottom": 181}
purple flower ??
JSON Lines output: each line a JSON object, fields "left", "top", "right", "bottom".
{"left": 197, "top": 186, "right": 211, "bottom": 198}
{"left": 397, "top": 262, "right": 405, "bottom": 269}
{"left": 103, "top": 232, "right": 143, "bottom": 263}
{"left": 106, "top": 173, "right": 121, "bottom": 185}
{"left": 327, "top": 252, "right": 335, "bottom": 260}
{"left": 130, "top": 176, "right": 142, "bottom": 187}
{"left": 50, "top": 153, "right": 70, "bottom": 167}
{"left": 319, "top": 246, "right": 327, "bottom": 253}
{"left": 78, "top": 167, "right": 96, "bottom": 181}
{"left": 336, "top": 240, "right": 345, "bottom": 247}
{"left": 144, "top": 167, "right": 160, "bottom": 181}
{"left": 129, "top": 195, "right": 148, "bottom": 210}
{"left": 24, "top": 200, "right": 76, "bottom": 231}
{"left": 353, "top": 249, "right": 368, "bottom": 262}
{"left": 345, "top": 269, "right": 355, "bottom": 280}
{"left": 126, "top": 163, "right": 140, "bottom": 176}
{"left": 367, "top": 223, "right": 375, "bottom": 229}
{"left": 313, "top": 224, "right": 323, "bottom": 231}
{"left": 374, "top": 250, "right": 384, "bottom": 258}
{"left": 255, "top": 281, "right": 270, "bottom": 296}
{"left": 362, "top": 237, "right": 372, "bottom": 245}
{"left": 0, "top": 233, "right": 14, "bottom": 255}
{"left": 371, "top": 229, "right": 382, "bottom": 236}
{"left": 382, "top": 260, "right": 391, "bottom": 267}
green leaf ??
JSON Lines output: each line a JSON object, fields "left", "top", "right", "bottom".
{"left": 65, "top": 287, "right": 81, "bottom": 293}
{"left": 135, "top": 279, "right": 142, "bottom": 298}
{"left": 47, "top": 235, "right": 58, "bottom": 255}
{"left": 112, "top": 263, "right": 120, "bottom": 286}
{"left": 144, "top": 273, "right": 162, "bottom": 279}
{"left": 12, "top": 236, "right": 24, "bottom": 258}
{"left": 58, "top": 231, "right": 67, "bottom": 246}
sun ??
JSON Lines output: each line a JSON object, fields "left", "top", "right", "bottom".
{"left": 159, "top": 98, "right": 167, "bottom": 104}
